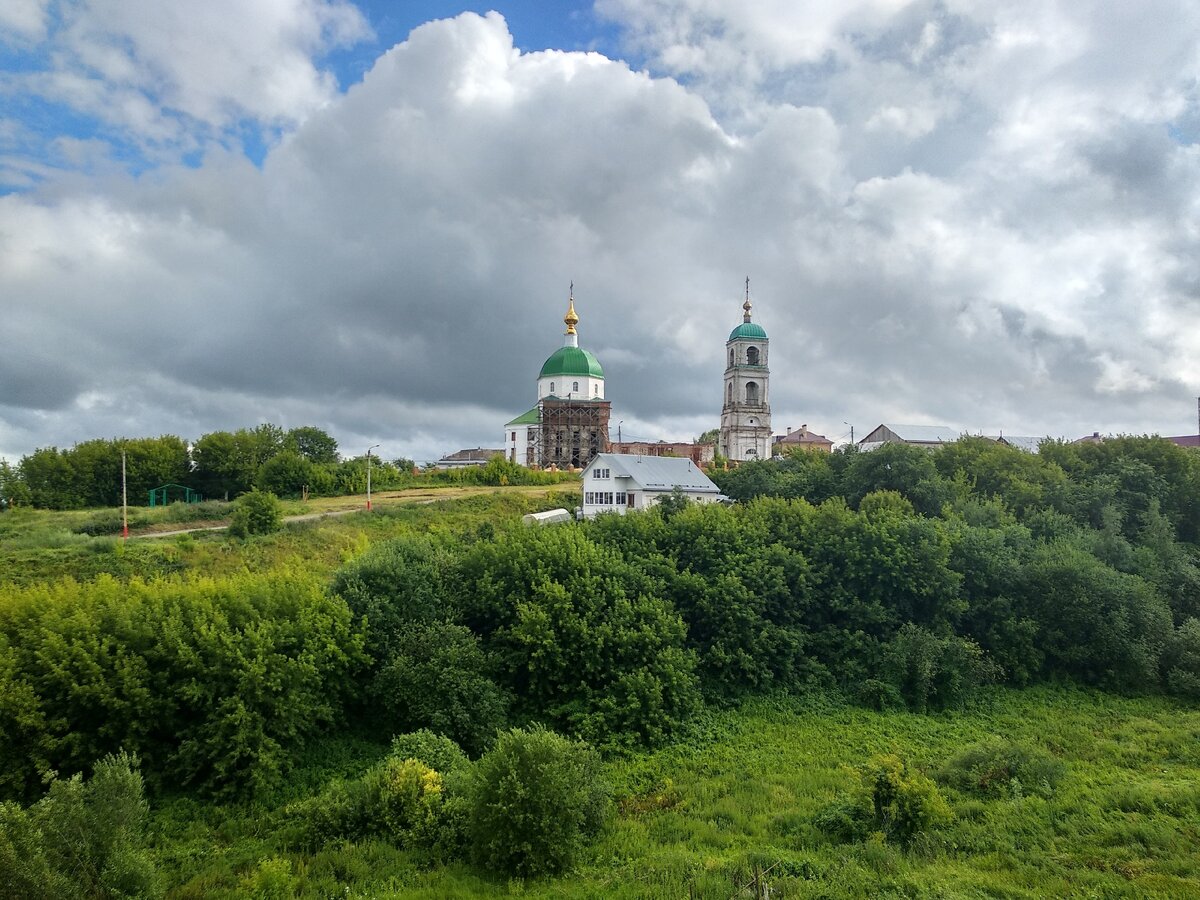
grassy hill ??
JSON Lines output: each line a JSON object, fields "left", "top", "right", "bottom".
{"left": 157, "top": 686, "right": 1200, "bottom": 898}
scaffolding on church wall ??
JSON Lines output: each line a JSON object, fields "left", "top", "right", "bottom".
{"left": 534, "top": 398, "right": 611, "bottom": 469}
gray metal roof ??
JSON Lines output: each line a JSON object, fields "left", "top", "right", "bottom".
{"left": 588, "top": 453, "right": 720, "bottom": 493}
{"left": 862, "top": 424, "right": 960, "bottom": 444}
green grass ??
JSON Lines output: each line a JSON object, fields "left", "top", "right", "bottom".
{"left": 144, "top": 687, "right": 1200, "bottom": 898}
{"left": 0, "top": 488, "right": 574, "bottom": 585}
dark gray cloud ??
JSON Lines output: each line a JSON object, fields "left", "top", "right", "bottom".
{"left": 4, "top": 5, "right": 1200, "bottom": 464}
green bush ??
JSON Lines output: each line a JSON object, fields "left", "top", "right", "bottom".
{"left": 0, "top": 751, "right": 158, "bottom": 899}
{"left": 228, "top": 489, "right": 282, "bottom": 537}
{"left": 466, "top": 726, "right": 610, "bottom": 877}
{"left": 389, "top": 730, "right": 470, "bottom": 776}
{"left": 285, "top": 739, "right": 467, "bottom": 856}
{"left": 374, "top": 623, "right": 509, "bottom": 756}
{"left": 331, "top": 536, "right": 458, "bottom": 662}
{"left": 938, "top": 738, "right": 1065, "bottom": 798}
{"left": 815, "top": 754, "right": 951, "bottom": 847}
{"left": 881, "top": 624, "right": 1001, "bottom": 712}
{"left": 255, "top": 450, "right": 315, "bottom": 498}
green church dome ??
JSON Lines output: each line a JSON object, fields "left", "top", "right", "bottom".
{"left": 539, "top": 346, "right": 604, "bottom": 379}
{"left": 728, "top": 321, "right": 767, "bottom": 341}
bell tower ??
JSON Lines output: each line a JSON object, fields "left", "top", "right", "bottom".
{"left": 719, "top": 279, "right": 772, "bottom": 460}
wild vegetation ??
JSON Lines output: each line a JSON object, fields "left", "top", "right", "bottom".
{"left": 2, "top": 435, "right": 1200, "bottom": 896}
{"left": 0, "top": 423, "right": 572, "bottom": 510}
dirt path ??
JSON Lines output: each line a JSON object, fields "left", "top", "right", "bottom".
{"left": 130, "top": 485, "right": 567, "bottom": 540}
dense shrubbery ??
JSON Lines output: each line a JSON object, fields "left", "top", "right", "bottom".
{"left": 451, "top": 526, "right": 701, "bottom": 749}
{"left": 0, "top": 571, "right": 365, "bottom": 799}
{"left": 0, "top": 751, "right": 157, "bottom": 899}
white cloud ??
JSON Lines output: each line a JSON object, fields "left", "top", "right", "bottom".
{"left": 3, "top": 7, "right": 1200, "bottom": 463}
{"left": 9, "top": 0, "right": 370, "bottom": 161}
{"left": 0, "top": 0, "right": 49, "bottom": 42}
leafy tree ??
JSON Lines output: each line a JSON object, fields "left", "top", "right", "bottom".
{"left": 934, "top": 436, "right": 1067, "bottom": 517}
{"left": 1162, "top": 618, "right": 1200, "bottom": 699}
{"left": 466, "top": 727, "right": 609, "bottom": 877}
{"left": 842, "top": 442, "right": 952, "bottom": 516}
{"left": 331, "top": 536, "right": 457, "bottom": 661}
{"left": 255, "top": 450, "right": 314, "bottom": 498}
{"left": 228, "top": 489, "right": 283, "bottom": 537}
{"left": 191, "top": 425, "right": 287, "bottom": 499}
{"left": 190, "top": 431, "right": 249, "bottom": 499}
{"left": 285, "top": 426, "right": 339, "bottom": 464}
{"left": 1019, "top": 542, "right": 1173, "bottom": 688}
{"left": 651, "top": 501, "right": 813, "bottom": 696}
{"left": 452, "top": 526, "right": 700, "bottom": 748}
{"left": 18, "top": 447, "right": 81, "bottom": 509}
{"left": 0, "top": 459, "right": 32, "bottom": 507}
{"left": 655, "top": 485, "right": 692, "bottom": 519}
{"left": 374, "top": 623, "right": 510, "bottom": 756}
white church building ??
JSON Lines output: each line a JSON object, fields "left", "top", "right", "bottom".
{"left": 503, "top": 293, "right": 611, "bottom": 468}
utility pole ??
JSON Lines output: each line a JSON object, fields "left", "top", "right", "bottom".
{"left": 121, "top": 449, "right": 128, "bottom": 540}
{"left": 366, "top": 444, "right": 380, "bottom": 510}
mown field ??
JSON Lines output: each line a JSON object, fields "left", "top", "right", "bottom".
{"left": 153, "top": 687, "right": 1200, "bottom": 898}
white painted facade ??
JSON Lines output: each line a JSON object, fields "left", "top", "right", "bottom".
{"left": 504, "top": 421, "right": 537, "bottom": 465}
{"left": 579, "top": 453, "right": 722, "bottom": 518}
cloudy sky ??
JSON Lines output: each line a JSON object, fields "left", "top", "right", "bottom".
{"left": 2, "top": 1, "right": 1199, "bottom": 463}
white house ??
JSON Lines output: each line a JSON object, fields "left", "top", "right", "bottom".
{"left": 579, "top": 453, "right": 722, "bottom": 517}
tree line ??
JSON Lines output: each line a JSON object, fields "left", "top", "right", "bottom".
{"left": 0, "top": 424, "right": 567, "bottom": 510}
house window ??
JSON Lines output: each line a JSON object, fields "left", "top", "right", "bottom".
{"left": 594, "top": 384, "right": 599, "bottom": 396}
{"left": 573, "top": 381, "right": 579, "bottom": 392}
{"left": 594, "top": 468, "right": 610, "bottom": 480}
{"left": 729, "top": 349, "right": 734, "bottom": 367}
{"left": 747, "top": 346, "right": 760, "bottom": 366}
{"left": 615, "top": 492, "right": 626, "bottom": 505}
{"left": 511, "top": 431, "right": 516, "bottom": 441}
{"left": 549, "top": 382, "right": 555, "bottom": 394}
{"left": 746, "top": 381, "right": 758, "bottom": 403}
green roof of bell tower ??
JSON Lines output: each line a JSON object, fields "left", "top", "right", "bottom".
{"left": 728, "top": 321, "right": 767, "bottom": 341}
